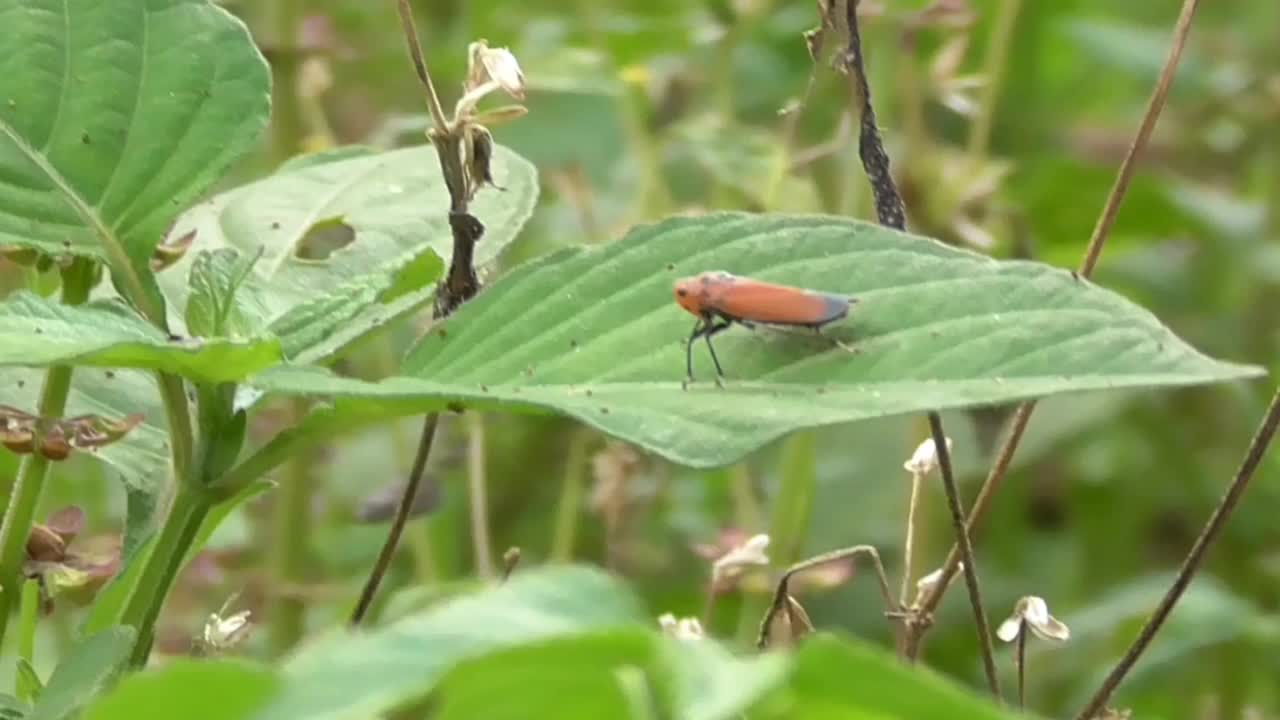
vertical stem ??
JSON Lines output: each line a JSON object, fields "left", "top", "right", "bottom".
{"left": 736, "top": 431, "right": 816, "bottom": 644}
{"left": 928, "top": 412, "right": 1001, "bottom": 700}
{"left": 268, "top": 399, "right": 312, "bottom": 654}
{"left": 18, "top": 579, "right": 38, "bottom": 667}
{"left": 551, "top": 429, "right": 590, "bottom": 562}
{"left": 1015, "top": 621, "right": 1027, "bottom": 708}
{"left": 466, "top": 412, "right": 494, "bottom": 579}
{"left": 269, "top": 0, "right": 305, "bottom": 164}
{"left": 899, "top": 470, "right": 924, "bottom": 608}
{"left": 0, "top": 259, "right": 95, "bottom": 648}
{"left": 967, "top": 0, "right": 1023, "bottom": 162}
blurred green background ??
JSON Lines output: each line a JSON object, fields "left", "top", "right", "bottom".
{"left": 2, "top": 0, "right": 1278, "bottom": 717}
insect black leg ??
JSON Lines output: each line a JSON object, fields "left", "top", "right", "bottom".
{"left": 702, "top": 318, "right": 732, "bottom": 388}
{"left": 684, "top": 318, "right": 706, "bottom": 387}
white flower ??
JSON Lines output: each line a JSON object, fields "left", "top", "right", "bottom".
{"left": 997, "top": 596, "right": 1070, "bottom": 643}
{"left": 658, "top": 613, "right": 704, "bottom": 642}
{"left": 910, "top": 563, "right": 962, "bottom": 609}
{"left": 467, "top": 40, "right": 525, "bottom": 100}
{"left": 202, "top": 609, "right": 252, "bottom": 650}
{"left": 903, "top": 437, "right": 953, "bottom": 475}
{"left": 711, "top": 533, "right": 770, "bottom": 581}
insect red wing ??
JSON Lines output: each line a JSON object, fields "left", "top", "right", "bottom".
{"left": 707, "top": 279, "right": 849, "bottom": 326}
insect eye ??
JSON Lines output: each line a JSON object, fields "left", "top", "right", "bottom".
{"left": 676, "top": 288, "right": 688, "bottom": 297}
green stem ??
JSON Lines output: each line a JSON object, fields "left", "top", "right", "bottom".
{"left": 0, "top": 259, "right": 95, "bottom": 648}
{"left": 269, "top": 0, "right": 305, "bottom": 165}
{"left": 268, "top": 399, "right": 312, "bottom": 655}
{"left": 551, "top": 429, "right": 590, "bottom": 562}
{"left": 18, "top": 579, "right": 38, "bottom": 665}
{"left": 120, "top": 485, "right": 211, "bottom": 667}
{"left": 466, "top": 413, "right": 494, "bottom": 579}
{"left": 736, "top": 431, "right": 817, "bottom": 644}
{"left": 967, "top": 0, "right": 1022, "bottom": 163}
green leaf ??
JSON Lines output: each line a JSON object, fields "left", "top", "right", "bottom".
{"left": 0, "top": 693, "right": 29, "bottom": 720}
{"left": 771, "top": 635, "right": 1026, "bottom": 719}
{"left": 253, "top": 565, "right": 643, "bottom": 720}
{"left": 28, "top": 627, "right": 135, "bottom": 720}
{"left": 158, "top": 144, "right": 537, "bottom": 365}
{"left": 0, "top": 0, "right": 270, "bottom": 314}
{"left": 660, "top": 636, "right": 789, "bottom": 720}
{"left": 15, "top": 659, "right": 42, "bottom": 704}
{"left": 185, "top": 248, "right": 265, "bottom": 339}
{"left": 0, "top": 292, "right": 282, "bottom": 382}
{"left": 0, "top": 367, "right": 167, "bottom": 483}
{"left": 250, "top": 213, "right": 1264, "bottom": 468}
{"left": 84, "top": 660, "right": 278, "bottom": 720}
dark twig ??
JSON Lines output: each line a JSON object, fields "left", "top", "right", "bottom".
{"left": 350, "top": 415, "right": 439, "bottom": 624}
{"left": 1015, "top": 621, "right": 1027, "bottom": 708}
{"left": 352, "top": 0, "right": 489, "bottom": 624}
{"left": 904, "top": 0, "right": 1204, "bottom": 660}
{"left": 1074, "top": 387, "right": 1280, "bottom": 720}
{"left": 929, "top": 412, "right": 1001, "bottom": 699}
{"left": 757, "top": 545, "right": 897, "bottom": 650}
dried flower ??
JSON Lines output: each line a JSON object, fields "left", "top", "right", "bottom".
{"left": 910, "top": 563, "right": 962, "bottom": 609}
{"left": 467, "top": 40, "right": 526, "bottom": 100}
{"left": 202, "top": 609, "right": 253, "bottom": 651}
{"left": 903, "top": 436, "right": 953, "bottom": 475}
{"left": 711, "top": 533, "right": 770, "bottom": 583}
{"left": 657, "top": 613, "right": 704, "bottom": 642}
{"left": 997, "top": 595, "right": 1070, "bottom": 643}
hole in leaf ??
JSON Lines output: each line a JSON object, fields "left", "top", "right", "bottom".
{"left": 295, "top": 217, "right": 355, "bottom": 260}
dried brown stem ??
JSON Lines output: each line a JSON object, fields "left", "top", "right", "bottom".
{"left": 904, "top": 0, "right": 1202, "bottom": 660}
{"left": 1074, "top": 387, "right": 1280, "bottom": 720}
{"left": 1015, "top": 620, "right": 1027, "bottom": 708}
{"left": 756, "top": 545, "right": 898, "bottom": 650}
{"left": 929, "top": 412, "right": 1001, "bottom": 700}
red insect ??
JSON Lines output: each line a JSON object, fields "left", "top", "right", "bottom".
{"left": 673, "top": 271, "right": 854, "bottom": 386}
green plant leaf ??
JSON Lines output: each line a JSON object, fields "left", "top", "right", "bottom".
{"left": 0, "top": 291, "right": 282, "bottom": 382}
{"left": 185, "top": 248, "right": 265, "bottom": 339}
{"left": 15, "top": 659, "right": 42, "bottom": 704}
{"left": 0, "top": 0, "right": 270, "bottom": 314}
{"left": 83, "top": 660, "right": 278, "bottom": 720}
{"left": 768, "top": 635, "right": 1027, "bottom": 719}
{"left": 250, "top": 213, "right": 1264, "bottom": 468}
{"left": 0, "top": 693, "right": 29, "bottom": 720}
{"left": 0, "top": 367, "right": 167, "bottom": 483}
{"left": 27, "top": 627, "right": 135, "bottom": 720}
{"left": 157, "top": 144, "right": 537, "bottom": 366}
{"left": 253, "top": 565, "right": 643, "bottom": 720}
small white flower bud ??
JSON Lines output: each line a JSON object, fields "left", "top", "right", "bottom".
{"left": 711, "top": 533, "right": 770, "bottom": 582}
{"left": 904, "top": 437, "right": 953, "bottom": 475}
{"left": 997, "top": 595, "right": 1070, "bottom": 643}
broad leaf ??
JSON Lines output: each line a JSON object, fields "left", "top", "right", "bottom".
{"left": 185, "top": 248, "right": 264, "bottom": 339}
{"left": 0, "top": 292, "right": 281, "bottom": 382}
{"left": 84, "top": 660, "right": 278, "bottom": 720}
{"left": 253, "top": 565, "right": 643, "bottom": 720}
{"left": 0, "top": 0, "right": 270, "bottom": 310}
{"left": 765, "top": 635, "right": 1027, "bottom": 719}
{"left": 251, "top": 213, "right": 1263, "bottom": 468}
{"left": 158, "top": 144, "right": 537, "bottom": 366}
{"left": 28, "top": 627, "right": 135, "bottom": 720}
{"left": 0, "top": 367, "right": 166, "bottom": 484}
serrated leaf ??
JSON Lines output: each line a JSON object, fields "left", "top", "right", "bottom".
{"left": 185, "top": 248, "right": 265, "bottom": 339}
{"left": 0, "top": 291, "right": 282, "bottom": 382}
{"left": 0, "top": 0, "right": 270, "bottom": 313}
{"left": 16, "top": 659, "right": 43, "bottom": 704}
{"left": 158, "top": 144, "right": 536, "bottom": 366}
{"left": 250, "top": 213, "right": 1263, "bottom": 468}
{"left": 253, "top": 565, "right": 643, "bottom": 720}
{"left": 0, "top": 367, "right": 166, "bottom": 482}
{"left": 28, "top": 627, "right": 135, "bottom": 720}
{"left": 83, "top": 660, "right": 278, "bottom": 720}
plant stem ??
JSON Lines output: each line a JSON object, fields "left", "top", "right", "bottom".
{"left": 269, "top": 0, "right": 305, "bottom": 164}
{"left": 1015, "top": 620, "right": 1027, "bottom": 708}
{"left": 268, "top": 399, "right": 312, "bottom": 654}
{"left": 120, "top": 484, "right": 211, "bottom": 666}
{"left": 0, "top": 259, "right": 95, "bottom": 648}
{"left": 18, "top": 579, "right": 38, "bottom": 670}
{"left": 967, "top": 0, "right": 1022, "bottom": 163}
{"left": 350, "top": 414, "right": 439, "bottom": 625}
{"left": 551, "top": 429, "right": 590, "bottom": 562}
{"left": 1074, "top": 386, "right": 1280, "bottom": 720}
{"left": 465, "top": 412, "right": 494, "bottom": 579}
{"left": 904, "top": 0, "right": 1201, "bottom": 659}
{"left": 736, "top": 431, "right": 816, "bottom": 645}
{"left": 928, "top": 412, "right": 1000, "bottom": 700}
{"left": 899, "top": 469, "right": 924, "bottom": 609}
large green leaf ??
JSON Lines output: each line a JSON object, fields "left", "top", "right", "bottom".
{"left": 0, "top": 291, "right": 281, "bottom": 382}
{"left": 157, "top": 144, "right": 537, "bottom": 366}
{"left": 761, "top": 635, "right": 1027, "bottom": 719}
{"left": 84, "top": 660, "right": 278, "bottom": 720}
{"left": 27, "top": 627, "right": 135, "bottom": 720}
{"left": 251, "top": 213, "right": 1263, "bottom": 468}
{"left": 253, "top": 565, "right": 643, "bottom": 720}
{"left": 0, "top": 0, "right": 270, "bottom": 305}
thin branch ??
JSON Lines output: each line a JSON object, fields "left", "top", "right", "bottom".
{"left": 929, "top": 412, "right": 1001, "bottom": 700}
{"left": 350, "top": 414, "right": 439, "bottom": 624}
{"left": 756, "top": 544, "right": 897, "bottom": 649}
{"left": 904, "top": 0, "right": 1203, "bottom": 659}
{"left": 1015, "top": 620, "right": 1027, "bottom": 708}
{"left": 396, "top": 0, "right": 448, "bottom": 132}
{"left": 466, "top": 412, "right": 494, "bottom": 579}
{"left": 1074, "top": 387, "right": 1280, "bottom": 720}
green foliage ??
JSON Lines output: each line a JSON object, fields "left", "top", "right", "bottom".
{"left": 252, "top": 212, "right": 1259, "bottom": 467}
{"left": 83, "top": 660, "right": 278, "bottom": 720}
{"left": 27, "top": 627, "right": 134, "bottom": 720}
{"left": 0, "top": 0, "right": 270, "bottom": 312}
